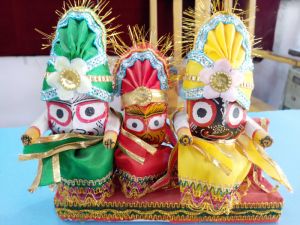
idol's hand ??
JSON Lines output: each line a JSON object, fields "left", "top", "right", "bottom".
{"left": 177, "top": 127, "right": 193, "bottom": 146}
{"left": 21, "top": 126, "right": 40, "bottom": 146}
{"left": 253, "top": 130, "right": 273, "bottom": 148}
{"left": 103, "top": 131, "right": 118, "bottom": 149}
{"left": 245, "top": 116, "right": 273, "bottom": 148}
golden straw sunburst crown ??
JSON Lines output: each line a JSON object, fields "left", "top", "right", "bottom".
{"left": 112, "top": 25, "right": 173, "bottom": 65}
{"left": 181, "top": 0, "right": 261, "bottom": 55}
{"left": 35, "top": 0, "right": 121, "bottom": 51}
{"left": 112, "top": 25, "right": 174, "bottom": 86}
{"left": 180, "top": 0, "right": 263, "bottom": 110}
{"left": 112, "top": 25, "right": 176, "bottom": 113}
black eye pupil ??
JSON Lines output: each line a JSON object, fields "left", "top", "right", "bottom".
{"left": 197, "top": 108, "right": 207, "bottom": 118}
{"left": 233, "top": 107, "right": 240, "bottom": 118}
{"left": 56, "top": 109, "right": 64, "bottom": 118}
{"left": 154, "top": 120, "right": 159, "bottom": 126}
{"left": 132, "top": 122, "right": 138, "bottom": 128}
{"left": 85, "top": 107, "right": 95, "bottom": 116}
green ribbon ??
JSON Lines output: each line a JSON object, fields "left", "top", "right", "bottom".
{"left": 21, "top": 135, "right": 114, "bottom": 188}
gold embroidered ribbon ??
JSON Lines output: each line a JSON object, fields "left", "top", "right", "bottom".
{"left": 121, "top": 87, "right": 167, "bottom": 108}
{"left": 118, "top": 127, "right": 158, "bottom": 164}
{"left": 189, "top": 136, "right": 234, "bottom": 176}
{"left": 183, "top": 74, "right": 254, "bottom": 90}
{"left": 236, "top": 135, "right": 292, "bottom": 192}
{"left": 19, "top": 133, "right": 103, "bottom": 192}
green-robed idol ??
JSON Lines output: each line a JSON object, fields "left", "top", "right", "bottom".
{"left": 19, "top": 3, "right": 121, "bottom": 207}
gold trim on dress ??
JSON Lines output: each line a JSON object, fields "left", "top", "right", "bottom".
{"left": 119, "top": 144, "right": 145, "bottom": 164}
{"left": 55, "top": 202, "right": 282, "bottom": 222}
{"left": 52, "top": 154, "right": 61, "bottom": 183}
{"left": 19, "top": 134, "right": 103, "bottom": 161}
{"left": 28, "top": 159, "right": 43, "bottom": 193}
{"left": 120, "top": 127, "right": 157, "bottom": 155}
{"left": 121, "top": 87, "right": 167, "bottom": 108}
{"left": 87, "top": 75, "right": 114, "bottom": 83}
{"left": 46, "top": 72, "right": 114, "bottom": 84}
{"left": 183, "top": 74, "right": 254, "bottom": 90}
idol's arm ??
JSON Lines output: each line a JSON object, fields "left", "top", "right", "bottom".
{"left": 245, "top": 116, "right": 273, "bottom": 148}
{"left": 21, "top": 111, "right": 49, "bottom": 145}
{"left": 103, "top": 109, "right": 121, "bottom": 149}
{"left": 173, "top": 110, "right": 193, "bottom": 145}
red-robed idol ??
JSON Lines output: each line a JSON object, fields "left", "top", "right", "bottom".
{"left": 113, "top": 27, "right": 176, "bottom": 198}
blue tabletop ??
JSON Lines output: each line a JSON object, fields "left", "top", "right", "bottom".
{"left": 1, "top": 110, "right": 299, "bottom": 225}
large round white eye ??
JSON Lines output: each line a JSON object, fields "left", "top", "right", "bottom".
{"left": 77, "top": 101, "right": 107, "bottom": 123}
{"left": 227, "top": 103, "right": 246, "bottom": 128}
{"left": 126, "top": 118, "right": 144, "bottom": 132}
{"left": 148, "top": 115, "right": 166, "bottom": 130}
{"left": 192, "top": 100, "right": 216, "bottom": 127}
{"left": 47, "top": 102, "right": 71, "bottom": 126}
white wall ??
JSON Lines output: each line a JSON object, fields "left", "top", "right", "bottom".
{"left": 253, "top": 0, "right": 300, "bottom": 108}
{"left": 1, "top": 0, "right": 300, "bottom": 127}
{"left": 0, "top": 56, "right": 121, "bottom": 127}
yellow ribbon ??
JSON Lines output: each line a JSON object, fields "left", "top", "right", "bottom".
{"left": 184, "top": 136, "right": 234, "bottom": 176}
{"left": 236, "top": 134, "right": 292, "bottom": 192}
{"left": 120, "top": 127, "right": 157, "bottom": 155}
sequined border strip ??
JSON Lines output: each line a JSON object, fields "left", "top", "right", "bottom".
{"left": 55, "top": 200, "right": 282, "bottom": 222}
{"left": 115, "top": 51, "right": 169, "bottom": 95}
{"left": 188, "top": 13, "right": 253, "bottom": 73}
{"left": 180, "top": 87, "right": 250, "bottom": 110}
{"left": 179, "top": 87, "right": 204, "bottom": 100}
{"left": 89, "top": 86, "right": 113, "bottom": 102}
{"left": 41, "top": 86, "right": 113, "bottom": 102}
{"left": 48, "top": 11, "right": 108, "bottom": 71}
{"left": 178, "top": 178, "right": 240, "bottom": 195}
{"left": 61, "top": 172, "right": 113, "bottom": 188}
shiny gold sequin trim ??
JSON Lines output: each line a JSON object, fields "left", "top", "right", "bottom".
{"left": 183, "top": 74, "right": 254, "bottom": 90}
{"left": 61, "top": 172, "right": 113, "bottom": 187}
{"left": 116, "top": 169, "right": 164, "bottom": 199}
{"left": 119, "top": 144, "right": 145, "bottom": 164}
{"left": 55, "top": 200, "right": 282, "bottom": 222}
{"left": 55, "top": 178, "right": 114, "bottom": 207}
{"left": 121, "top": 87, "right": 167, "bottom": 108}
{"left": 120, "top": 127, "right": 157, "bottom": 155}
{"left": 87, "top": 75, "right": 114, "bottom": 83}
{"left": 52, "top": 154, "right": 61, "bottom": 183}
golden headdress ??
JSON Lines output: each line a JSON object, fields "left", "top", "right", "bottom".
{"left": 112, "top": 26, "right": 173, "bottom": 108}
{"left": 181, "top": 4, "right": 254, "bottom": 109}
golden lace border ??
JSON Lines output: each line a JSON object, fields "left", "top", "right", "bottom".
{"left": 54, "top": 197, "right": 283, "bottom": 211}
{"left": 61, "top": 172, "right": 113, "bottom": 187}
{"left": 55, "top": 207, "right": 281, "bottom": 222}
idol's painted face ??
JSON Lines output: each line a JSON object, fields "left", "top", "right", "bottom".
{"left": 187, "top": 98, "right": 246, "bottom": 140}
{"left": 124, "top": 103, "right": 167, "bottom": 145}
{"left": 47, "top": 95, "right": 108, "bottom": 135}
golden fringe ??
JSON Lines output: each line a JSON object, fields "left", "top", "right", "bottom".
{"left": 180, "top": 191, "right": 240, "bottom": 215}
{"left": 181, "top": 0, "right": 258, "bottom": 55}
{"left": 55, "top": 179, "right": 115, "bottom": 207}
{"left": 55, "top": 197, "right": 283, "bottom": 209}
{"left": 36, "top": 0, "right": 121, "bottom": 50}
{"left": 55, "top": 202, "right": 282, "bottom": 222}
{"left": 111, "top": 25, "right": 173, "bottom": 59}
{"left": 116, "top": 169, "right": 164, "bottom": 199}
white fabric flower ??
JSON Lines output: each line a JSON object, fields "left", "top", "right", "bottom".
{"left": 199, "top": 59, "right": 244, "bottom": 102}
{"left": 47, "top": 56, "right": 92, "bottom": 101}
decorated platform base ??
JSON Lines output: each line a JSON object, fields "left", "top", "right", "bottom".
{"left": 54, "top": 174, "right": 283, "bottom": 223}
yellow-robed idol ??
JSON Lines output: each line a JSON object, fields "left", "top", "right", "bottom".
{"left": 173, "top": 11, "right": 292, "bottom": 214}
